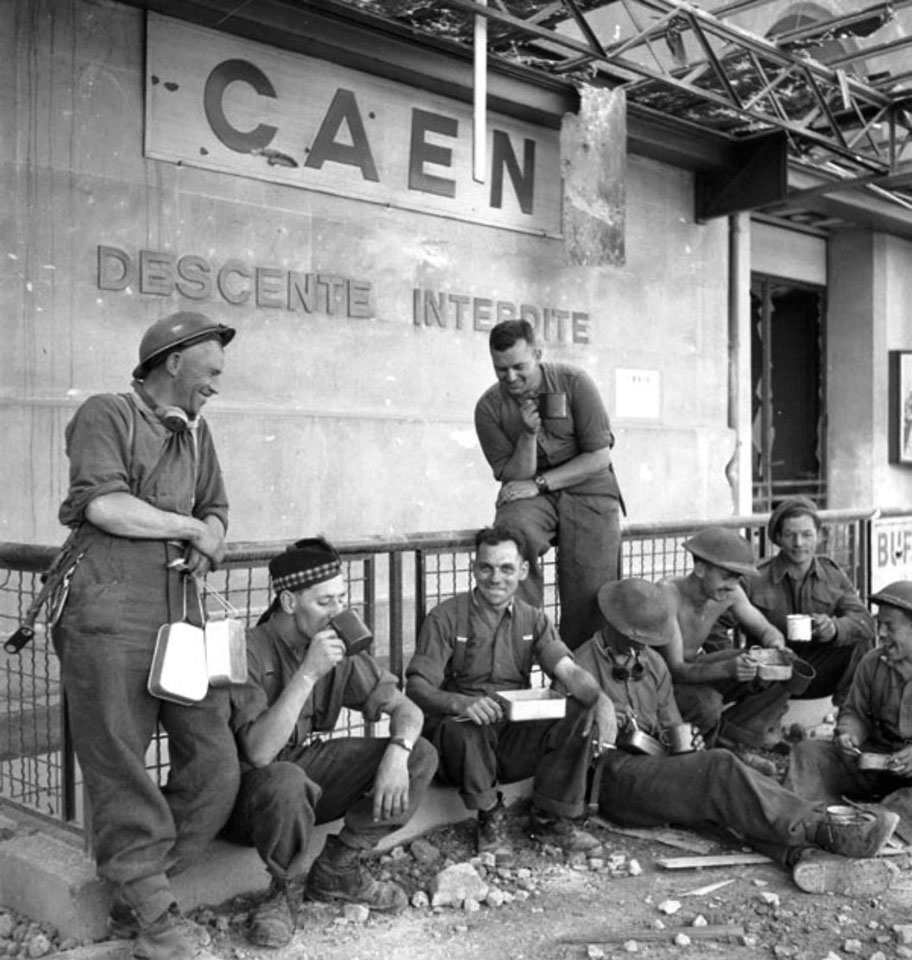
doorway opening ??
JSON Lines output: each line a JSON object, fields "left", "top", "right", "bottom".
{"left": 750, "top": 275, "right": 827, "bottom": 512}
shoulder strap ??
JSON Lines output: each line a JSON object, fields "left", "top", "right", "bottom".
{"left": 451, "top": 592, "right": 472, "bottom": 677}
{"left": 511, "top": 605, "right": 536, "bottom": 678}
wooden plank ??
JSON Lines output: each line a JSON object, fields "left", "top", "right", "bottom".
{"left": 590, "top": 816, "right": 717, "bottom": 854}
{"left": 656, "top": 853, "right": 773, "bottom": 869}
{"left": 561, "top": 924, "right": 745, "bottom": 944}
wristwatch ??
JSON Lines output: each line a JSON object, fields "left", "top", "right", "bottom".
{"left": 389, "top": 736, "right": 413, "bottom": 753}
{"left": 534, "top": 474, "right": 549, "bottom": 494}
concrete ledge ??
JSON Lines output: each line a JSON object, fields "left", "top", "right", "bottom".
{"left": 0, "top": 780, "right": 532, "bottom": 942}
{"left": 0, "top": 822, "right": 108, "bottom": 942}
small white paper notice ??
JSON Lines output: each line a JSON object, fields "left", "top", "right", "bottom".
{"left": 615, "top": 368, "right": 661, "bottom": 419}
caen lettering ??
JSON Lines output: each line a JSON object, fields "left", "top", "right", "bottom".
{"left": 203, "top": 59, "right": 536, "bottom": 213}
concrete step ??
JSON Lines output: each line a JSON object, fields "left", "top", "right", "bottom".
{"left": 0, "top": 780, "right": 531, "bottom": 942}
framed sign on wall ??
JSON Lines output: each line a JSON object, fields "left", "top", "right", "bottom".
{"left": 889, "top": 351, "right": 912, "bottom": 464}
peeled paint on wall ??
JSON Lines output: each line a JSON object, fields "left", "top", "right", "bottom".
{"left": 560, "top": 85, "right": 627, "bottom": 267}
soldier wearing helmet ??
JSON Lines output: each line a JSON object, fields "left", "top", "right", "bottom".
{"left": 785, "top": 581, "right": 912, "bottom": 826}
{"left": 657, "top": 527, "right": 813, "bottom": 759}
{"left": 54, "top": 311, "right": 237, "bottom": 960}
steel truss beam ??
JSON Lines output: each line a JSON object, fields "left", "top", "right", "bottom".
{"left": 440, "top": 0, "right": 912, "bottom": 208}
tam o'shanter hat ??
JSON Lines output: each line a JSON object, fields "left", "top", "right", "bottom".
{"left": 870, "top": 581, "right": 912, "bottom": 615}
{"left": 597, "top": 579, "right": 675, "bottom": 647}
{"left": 682, "top": 526, "right": 759, "bottom": 577}
{"left": 269, "top": 537, "right": 342, "bottom": 594}
{"left": 767, "top": 496, "right": 819, "bottom": 545}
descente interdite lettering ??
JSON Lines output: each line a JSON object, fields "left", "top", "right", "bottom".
{"left": 96, "top": 245, "right": 590, "bottom": 342}
{"left": 412, "top": 289, "right": 591, "bottom": 344}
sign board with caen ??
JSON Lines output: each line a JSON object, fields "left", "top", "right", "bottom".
{"left": 871, "top": 516, "right": 912, "bottom": 592}
{"left": 144, "top": 13, "right": 562, "bottom": 236}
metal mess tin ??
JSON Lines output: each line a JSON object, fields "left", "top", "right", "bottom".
{"left": 148, "top": 621, "right": 208, "bottom": 705}
{"left": 495, "top": 688, "right": 567, "bottom": 721}
{"left": 747, "top": 646, "right": 793, "bottom": 681}
{"left": 858, "top": 751, "right": 895, "bottom": 771}
{"left": 617, "top": 726, "right": 666, "bottom": 756}
{"left": 205, "top": 618, "right": 248, "bottom": 686}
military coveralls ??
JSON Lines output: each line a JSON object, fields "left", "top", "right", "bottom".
{"left": 54, "top": 390, "right": 239, "bottom": 924}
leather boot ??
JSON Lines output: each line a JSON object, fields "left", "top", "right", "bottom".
{"left": 476, "top": 793, "right": 514, "bottom": 866}
{"left": 247, "top": 878, "right": 296, "bottom": 948}
{"left": 307, "top": 835, "right": 407, "bottom": 913}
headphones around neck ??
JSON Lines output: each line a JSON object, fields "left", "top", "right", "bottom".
{"left": 132, "top": 381, "right": 192, "bottom": 433}
{"left": 611, "top": 651, "right": 645, "bottom": 682}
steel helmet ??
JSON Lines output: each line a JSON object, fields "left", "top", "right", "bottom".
{"left": 870, "top": 581, "right": 912, "bottom": 615}
{"left": 682, "top": 526, "right": 759, "bottom": 577}
{"left": 133, "top": 311, "right": 236, "bottom": 380}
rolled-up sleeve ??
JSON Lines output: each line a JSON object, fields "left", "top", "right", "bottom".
{"left": 533, "top": 611, "right": 573, "bottom": 676}
{"left": 343, "top": 654, "right": 403, "bottom": 722}
{"left": 58, "top": 396, "right": 133, "bottom": 526}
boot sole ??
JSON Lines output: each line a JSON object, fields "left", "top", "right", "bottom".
{"left": 793, "top": 856, "right": 899, "bottom": 897}
{"left": 306, "top": 885, "right": 407, "bottom": 913}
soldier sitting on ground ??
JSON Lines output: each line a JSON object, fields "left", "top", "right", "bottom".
{"left": 576, "top": 578, "right": 899, "bottom": 897}
{"left": 658, "top": 527, "right": 814, "bottom": 760}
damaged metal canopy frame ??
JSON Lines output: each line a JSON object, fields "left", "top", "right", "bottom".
{"left": 340, "top": 0, "right": 912, "bottom": 215}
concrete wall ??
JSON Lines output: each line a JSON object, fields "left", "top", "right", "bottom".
{"left": 828, "top": 230, "right": 912, "bottom": 510}
{"left": 0, "top": 0, "right": 734, "bottom": 548}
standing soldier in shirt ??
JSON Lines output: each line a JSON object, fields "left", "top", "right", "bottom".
{"left": 54, "top": 312, "right": 239, "bottom": 960}
{"left": 474, "top": 320, "right": 624, "bottom": 649}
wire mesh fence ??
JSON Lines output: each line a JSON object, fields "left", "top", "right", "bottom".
{"left": 0, "top": 508, "right": 876, "bottom": 834}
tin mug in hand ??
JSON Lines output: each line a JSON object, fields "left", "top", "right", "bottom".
{"left": 540, "top": 392, "right": 568, "bottom": 419}
{"left": 330, "top": 608, "right": 373, "bottom": 656}
{"left": 786, "top": 614, "right": 812, "bottom": 642}
{"left": 660, "top": 723, "right": 696, "bottom": 754}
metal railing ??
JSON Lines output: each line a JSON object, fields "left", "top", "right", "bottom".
{"left": 0, "top": 507, "right": 877, "bottom": 834}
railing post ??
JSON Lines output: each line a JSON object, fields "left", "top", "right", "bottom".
{"left": 388, "top": 551, "right": 404, "bottom": 684}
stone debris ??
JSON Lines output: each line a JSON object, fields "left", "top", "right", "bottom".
{"left": 896, "top": 924, "right": 912, "bottom": 945}
{"left": 342, "top": 904, "right": 370, "bottom": 924}
{"left": 627, "top": 858, "right": 642, "bottom": 876}
{"left": 623, "top": 939, "right": 639, "bottom": 952}
{"left": 674, "top": 933, "right": 691, "bottom": 947}
{"left": 758, "top": 891, "right": 781, "bottom": 907}
{"left": 587, "top": 946, "right": 606, "bottom": 959}
{"left": 25, "top": 934, "right": 52, "bottom": 958}
{"left": 692, "top": 915, "right": 707, "bottom": 927}
{"left": 411, "top": 890, "right": 430, "bottom": 909}
{"left": 410, "top": 838, "right": 442, "bottom": 866}
{"left": 484, "top": 888, "right": 505, "bottom": 908}
{"left": 429, "top": 862, "right": 489, "bottom": 907}
{"left": 657, "top": 900, "right": 681, "bottom": 915}
{"left": 842, "top": 940, "right": 863, "bottom": 955}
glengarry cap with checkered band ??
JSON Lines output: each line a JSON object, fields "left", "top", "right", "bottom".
{"left": 269, "top": 537, "right": 342, "bottom": 593}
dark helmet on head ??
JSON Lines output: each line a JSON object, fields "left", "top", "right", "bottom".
{"left": 133, "top": 311, "right": 235, "bottom": 380}
{"left": 682, "top": 526, "right": 759, "bottom": 577}
{"left": 870, "top": 581, "right": 912, "bottom": 616}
